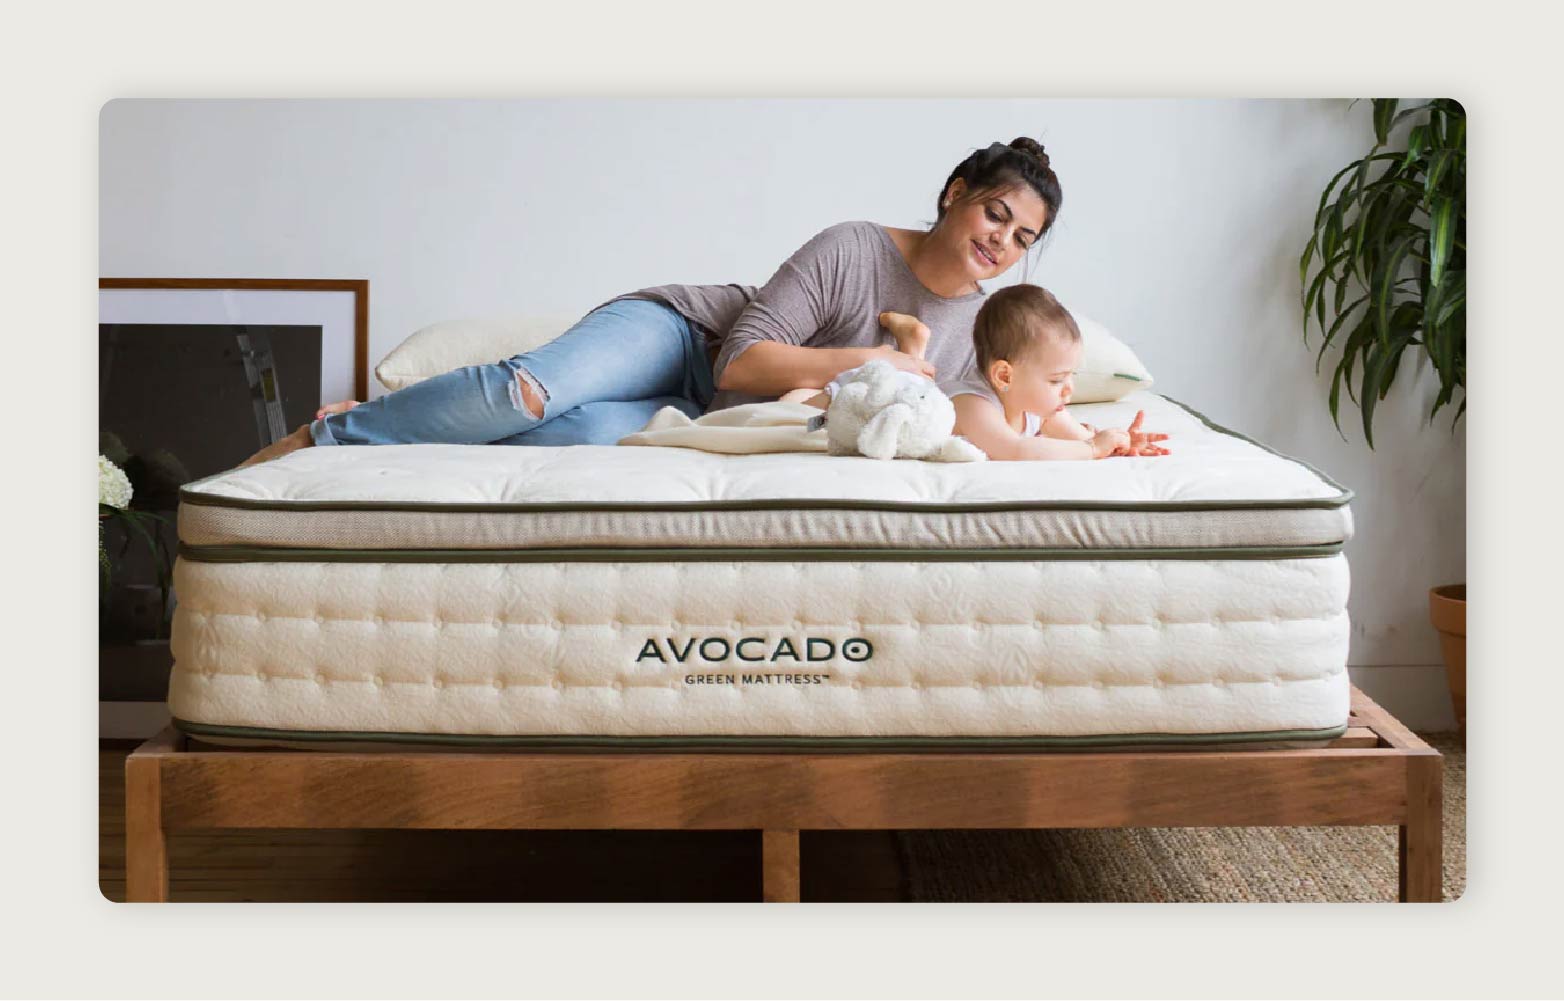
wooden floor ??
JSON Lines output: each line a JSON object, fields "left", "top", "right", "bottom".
{"left": 98, "top": 744, "right": 906, "bottom": 902}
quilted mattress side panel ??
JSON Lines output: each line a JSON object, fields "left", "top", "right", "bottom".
{"left": 167, "top": 555, "right": 1351, "bottom": 738}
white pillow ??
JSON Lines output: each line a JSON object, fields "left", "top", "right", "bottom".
{"left": 1070, "top": 312, "right": 1155, "bottom": 403}
{"left": 375, "top": 310, "right": 1155, "bottom": 402}
{"left": 375, "top": 315, "right": 579, "bottom": 392}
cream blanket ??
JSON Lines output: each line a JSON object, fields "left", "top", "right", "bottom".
{"left": 618, "top": 401, "right": 983, "bottom": 461}
{"left": 618, "top": 401, "right": 829, "bottom": 455}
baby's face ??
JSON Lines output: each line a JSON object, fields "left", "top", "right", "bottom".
{"left": 1003, "top": 337, "right": 1080, "bottom": 417}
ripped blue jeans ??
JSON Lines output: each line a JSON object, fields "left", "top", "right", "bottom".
{"left": 310, "top": 299, "right": 715, "bottom": 447}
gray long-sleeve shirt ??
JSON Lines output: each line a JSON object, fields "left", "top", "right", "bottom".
{"left": 614, "top": 221, "right": 987, "bottom": 411}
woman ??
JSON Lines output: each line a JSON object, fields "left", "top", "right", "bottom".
{"left": 244, "top": 137, "right": 1061, "bottom": 464}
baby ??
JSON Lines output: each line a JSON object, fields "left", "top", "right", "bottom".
{"left": 950, "top": 283, "right": 1168, "bottom": 460}
{"left": 786, "top": 288, "right": 1168, "bottom": 461}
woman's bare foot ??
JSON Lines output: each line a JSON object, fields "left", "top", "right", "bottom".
{"left": 878, "top": 311, "right": 931, "bottom": 361}
{"left": 315, "top": 400, "right": 361, "bottom": 420}
{"left": 778, "top": 387, "right": 822, "bottom": 404}
{"left": 240, "top": 425, "right": 313, "bottom": 467}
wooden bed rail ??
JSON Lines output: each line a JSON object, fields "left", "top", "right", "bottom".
{"left": 125, "top": 686, "right": 1442, "bottom": 903}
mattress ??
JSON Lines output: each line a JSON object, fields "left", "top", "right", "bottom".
{"left": 169, "top": 393, "right": 1355, "bottom": 748}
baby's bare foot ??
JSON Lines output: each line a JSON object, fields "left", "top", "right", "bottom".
{"left": 878, "top": 311, "right": 931, "bottom": 361}
{"left": 240, "top": 425, "right": 313, "bottom": 467}
{"left": 315, "top": 400, "right": 361, "bottom": 420}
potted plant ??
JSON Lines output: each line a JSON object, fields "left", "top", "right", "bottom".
{"left": 1299, "top": 98, "right": 1466, "bottom": 731}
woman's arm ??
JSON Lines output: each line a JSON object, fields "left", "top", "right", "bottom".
{"left": 952, "top": 395, "right": 1095, "bottom": 461}
{"left": 719, "top": 341, "right": 934, "bottom": 394}
{"left": 719, "top": 342, "right": 869, "bottom": 394}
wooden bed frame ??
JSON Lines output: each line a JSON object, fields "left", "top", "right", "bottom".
{"left": 123, "top": 686, "right": 1442, "bottom": 902}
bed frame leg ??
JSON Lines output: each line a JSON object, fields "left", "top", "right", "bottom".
{"left": 1398, "top": 753, "right": 1443, "bottom": 902}
{"left": 762, "top": 829, "right": 801, "bottom": 902}
{"left": 125, "top": 745, "right": 169, "bottom": 902}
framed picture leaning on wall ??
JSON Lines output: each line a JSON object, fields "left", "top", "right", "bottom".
{"left": 97, "top": 278, "right": 367, "bottom": 688}
{"left": 98, "top": 278, "right": 368, "bottom": 482}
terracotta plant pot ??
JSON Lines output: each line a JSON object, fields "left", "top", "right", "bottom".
{"left": 1429, "top": 584, "right": 1466, "bottom": 732}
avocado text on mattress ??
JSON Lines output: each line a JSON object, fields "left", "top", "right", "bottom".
{"left": 636, "top": 634, "right": 872, "bottom": 686}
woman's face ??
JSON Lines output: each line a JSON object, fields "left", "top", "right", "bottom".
{"left": 936, "top": 180, "right": 1050, "bottom": 283}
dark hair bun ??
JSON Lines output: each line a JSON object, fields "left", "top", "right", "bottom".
{"left": 1008, "top": 136, "right": 1051, "bottom": 172}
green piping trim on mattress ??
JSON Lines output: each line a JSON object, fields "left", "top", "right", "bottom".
{"left": 178, "top": 541, "right": 1345, "bottom": 564}
{"left": 178, "top": 396, "right": 1353, "bottom": 515}
{"left": 172, "top": 717, "right": 1349, "bottom": 751}
{"left": 179, "top": 491, "right": 1350, "bottom": 514}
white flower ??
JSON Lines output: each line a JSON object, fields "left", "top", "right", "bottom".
{"left": 99, "top": 454, "right": 132, "bottom": 509}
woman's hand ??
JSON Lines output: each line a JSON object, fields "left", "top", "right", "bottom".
{"left": 868, "top": 343, "right": 937, "bottom": 379}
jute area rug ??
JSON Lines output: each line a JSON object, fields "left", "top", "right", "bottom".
{"left": 896, "top": 732, "right": 1465, "bottom": 903}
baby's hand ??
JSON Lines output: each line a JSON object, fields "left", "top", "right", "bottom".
{"left": 1123, "top": 410, "right": 1171, "bottom": 456}
{"left": 1089, "top": 428, "right": 1131, "bottom": 459}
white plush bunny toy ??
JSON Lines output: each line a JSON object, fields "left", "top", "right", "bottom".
{"left": 824, "top": 359, "right": 986, "bottom": 462}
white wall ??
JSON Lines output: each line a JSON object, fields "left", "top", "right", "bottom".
{"left": 99, "top": 98, "right": 1465, "bottom": 727}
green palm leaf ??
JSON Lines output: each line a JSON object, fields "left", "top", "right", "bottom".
{"left": 1425, "top": 148, "right": 1457, "bottom": 201}
{"left": 1359, "top": 329, "right": 1415, "bottom": 448}
{"left": 1299, "top": 231, "right": 1319, "bottom": 310}
{"left": 1428, "top": 195, "right": 1457, "bottom": 288}
{"left": 1300, "top": 99, "right": 1466, "bottom": 447}
{"left": 1388, "top": 101, "right": 1435, "bottom": 134}
{"left": 1434, "top": 271, "right": 1466, "bottom": 327}
{"left": 1316, "top": 292, "right": 1370, "bottom": 374}
{"left": 1372, "top": 99, "right": 1399, "bottom": 144}
{"left": 1372, "top": 232, "right": 1419, "bottom": 345}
